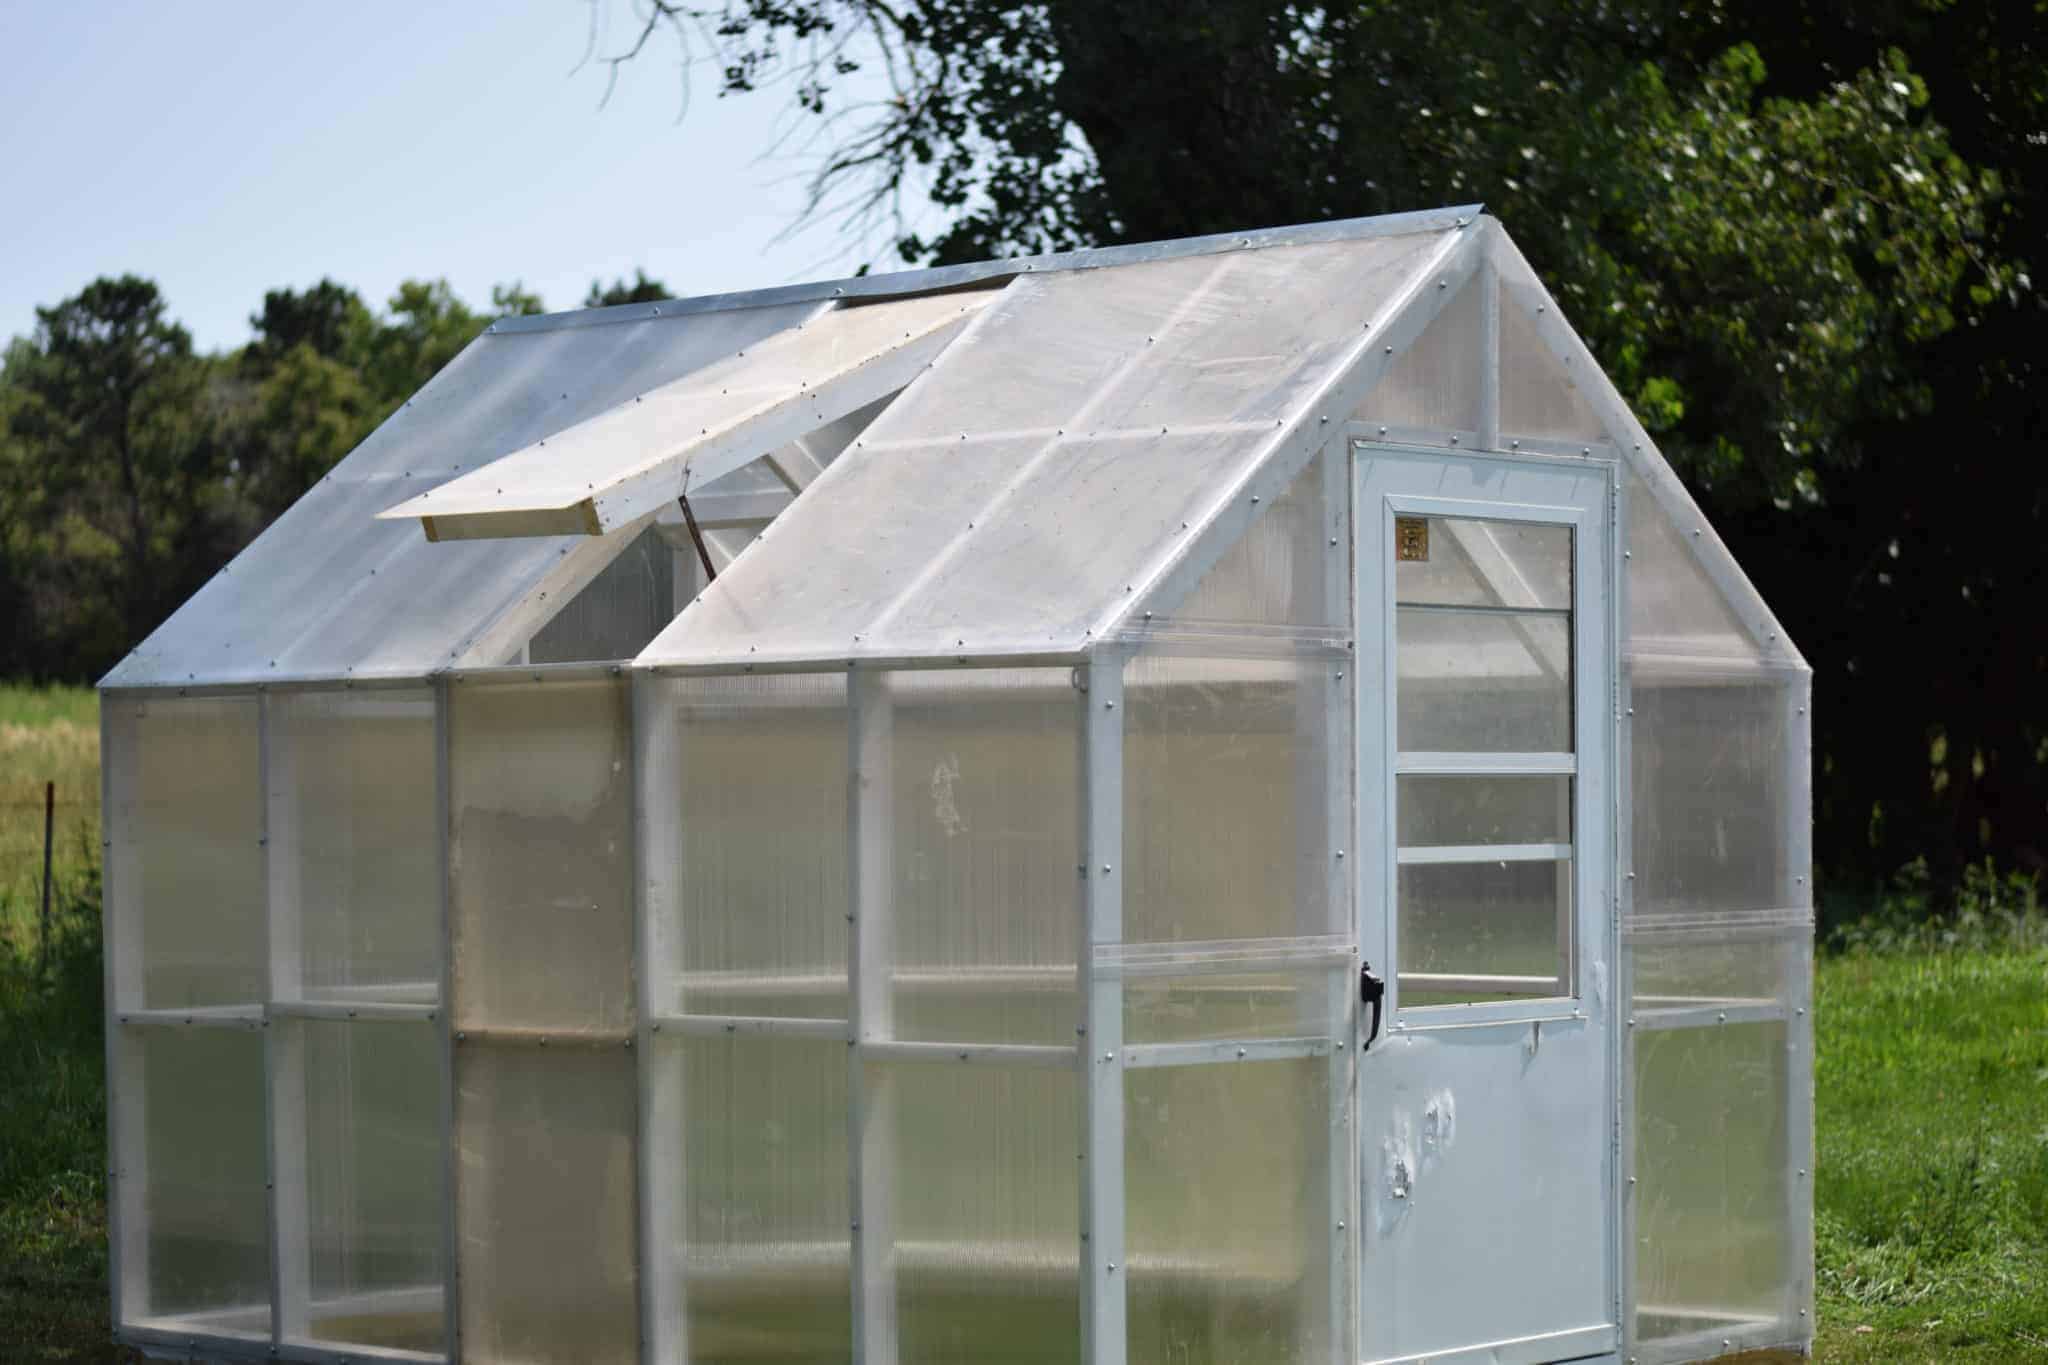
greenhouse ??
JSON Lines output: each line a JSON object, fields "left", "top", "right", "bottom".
{"left": 100, "top": 206, "right": 1813, "bottom": 1365}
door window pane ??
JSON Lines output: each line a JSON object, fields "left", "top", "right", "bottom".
{"left": 1395, "top": 518, "right": 1571, "bottom": 610}
{"left": 1396, "top": 609, "right": 1570, "bottom": 752}
{"left": 1397, "top": 860, "right": 1572, "bottom": 1004}
{"left": 1397, "top": 776, "right": 1571, "bottom": 847}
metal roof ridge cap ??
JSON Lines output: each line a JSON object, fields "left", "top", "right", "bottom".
{"left": 486, "top": 205, "right": 1484, "bottom": 337}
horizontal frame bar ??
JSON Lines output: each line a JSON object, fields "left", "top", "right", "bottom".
{"left": 450, "top": 1025, "right": 635, "bottom": 1050}
{"left": 1630, "top": 999, "right": 1788, "bottom": 1031}
{"left": 1396, "top": 972, "right": 1564, "bottom": 995}
{"left": 1395, "top": 751, "right": 1577, "bottom": 775}
{"left": 269, "top": 1000, "right": 438, "bottom": 1023}
{"left": 1393, "top": 601, "right": 1572, "bottom": 621}
{"left": 117, "top": 1006, "right": 264, "bottom": 1029}
{"left": 1094, "top": 933, "right": 1355, "bottom": 979}
{"left": 861, "top": 1040, "right": 1077, "bottom": 1068}
{"left": 1122, "top": 1036, "right": 1336, "bottom": 1069}
{"left": 1395, "top": 842, "right": 1572, "bottom": 866}
{"left": 1364, "top": 1320, "right": 1616, "bottom": 1365}
{"left": 654, "top": 1014, "right": 848, "bottom": 1040}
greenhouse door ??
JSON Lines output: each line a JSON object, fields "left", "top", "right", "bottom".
{"left": 1353, "top": 446, "right": 1619, "bottom": 1364}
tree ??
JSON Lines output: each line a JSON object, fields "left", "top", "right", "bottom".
{"left": 591, "top": 0, "right": 2044, "bottom": 895}
{"left": 586, "top": 269, "right": 670, "bottom": 307}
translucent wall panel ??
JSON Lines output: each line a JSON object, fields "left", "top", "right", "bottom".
{"left": 272, "top": 689, "right": 439, "bottom": 1002}
{"left": 887, "top": 669, "right": 1079, "bottom": 1045}
{"left": 449, "top": 675, "right": 635, "bottom": 1033}
{"left": 1352, "top": 269, "right": 1483, "bottom": 433}
{"left": 1124, "top": 654, "right": 1336, "bottom": 944}
{"left": 131, "top": 1025, "right": 270, "bottom": 1330}
{"left": 1141, "top": 449, "right": 1344, "bottom": 635}
{"left": 1623, "top": 466, "right": 1762, "bottom": 666}
{"left": 1633, "top": 1021, "right": 1792, "bottom": 1340}
{"left": 455, "top": 1041, "right": 639, "bottom": 1364}
{"left": 1396, "top": 775, "right": 1571, "bottom": 845}
{"left": 1630, "top": 681, "right": 1789, "bottom": 917}
{"left": 677, "top": 1033, "right": 851, "bottom": 1361}
{"left": 1124, "top": 972, "right": 1321, "bottom": 1044}
{"left": 118, "top": 695, "right": 264, "bottom": 1008}
{"left": 1126, "top": 1061, "right": 1332, "bottom": 1362}
{"left": 647, "top": 231, "right": 1450, "bottom": 667}
{"left": 1497, "top": 279, "right": 1611, "bottom": 446}
{"left": 881, "top": 1062, "right": 1079, "bottom": 1364}
{"left": 663, "top": 673, "right": 848, "bottom": 1019}
{"left": 529, "top": 525, "right": 679, "bottom": 665}
{"left": 294, "top": 1019, "right": 444, "bottom": 1353}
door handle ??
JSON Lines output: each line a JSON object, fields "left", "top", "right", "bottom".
{"left": 1360, "top": 962, "right": 1386, "bottom": 1050}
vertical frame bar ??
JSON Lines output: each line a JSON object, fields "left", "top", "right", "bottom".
{"left": 1613, "top": 472, "right": 1639, "bottom": 1348}
{"left": 847, "top": 670, "right": 898, "bottom": 1364}
{"left": 434, "top": 677, "right": 462, "bottom": 1361}
{"left": 101, "top": 695, "right": 146, "bottom": 1327}
{"left": 1294, "top": 442, "right": 1357, "bottom": 1362}
{"left": 1079, "top": 653, "right": 1127, "bottom": 1365}
{"left": 262, "top": 692, "right": 310, "bottom": 1345}
{"left": 1476, "top": 242, "right": 1502, "bottom": 452}
{"left": 636, "top": 671, "right": 686, "bottom": 1363}
{"left": 1783, "top": 675, "right": 1815, "bottom": 1340}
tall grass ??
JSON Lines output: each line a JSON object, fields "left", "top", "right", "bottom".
{"left": 0, "top": 684, "right": 100, "bottom": 949}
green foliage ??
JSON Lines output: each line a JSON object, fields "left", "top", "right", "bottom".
{"left": 585, "top": 269, "right": 671, "bottom": 307}
{"left": 1826, "top": 858, "right": 2047, "bottom": 954}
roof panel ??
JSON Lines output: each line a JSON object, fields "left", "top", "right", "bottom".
{"left": 104, "top": 300, "right": 815, "bottom": 688}
{"left": 377, "top": 290, "right": 994, "bottom": 540}
{"left": 640, "top": 230, "right": 1456, "bottom": 668}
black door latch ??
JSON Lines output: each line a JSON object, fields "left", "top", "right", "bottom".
{"left": 1360, "top": 962, "right": 1386, "bottom": 1049}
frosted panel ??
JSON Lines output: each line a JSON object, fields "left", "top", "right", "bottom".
{"left": 1631, "top": 682, "right": 1790, "bottom": 917}
{"left": 456, "top": 1041, "right": 638, "bottom": 1364}
{"left": 275, "top": 690, "right": 439, "bottom": 1002}
{"left": 450, "top": 676, "right": 635, "bottom": 1033}
{"left": 133, "top": 1025, "right": 270, "bottom": 1327}
{"left": 1397, "top": 775, "right": 1571, "bottom": 846}
{"left": 668, "top": 673, "right": 848, "bottom": 1019}
{"left": 1142, "top": 450, "right": 1344, "bottom": 633}
{"left": 679, "top": 1034, "right": 851, "bottom": 1361}
{"left": 529, "top": 525, "right": 678, "bottom": 664}
{"left": 647, "top": 231, "right": 1452, "bottom": 667}
{"left": 297, "top": 1020, "right": 444, "bottom": 1353}
{"left": 888, "top": 670, "right": 1078, "bottom": 1045}
{"left": 1633, "top": 1022, "right": 1791, "bottom": 1338}
{"left": 1397, "top": 609, "right": 1570, "bottom": 752}
{"left": 1353, "top": 269, "right": 1483, "bottom": 432}
{"left": 1127, "top": 1061, "right": 1332, "bottom": 1363}
{"left": 1497, "top": 283, "right": 1611, "bottom": 445}
{"left": 124, "top": 696, "right": 263, "bottom": 1008}
{"left": 1394, "top": 518, "right": 1571, "bottom": 610}
{"left": 1623, "top": 466, "right": 1761, "bottom": 665}
{"left": 1125, "top": 655, "right": 1336, "bottom": 944}
{"left": 1398, "top": 860, "right": 1569, "bottom": 1000}
{"left": 1632, "top": 936, "right": 1792, "bottom": 1008}
{"left": 1125, "top": 972, "right": 1320, "bottom": 1044}
{"left": 884, "top": 1062, "right": 1079, "bottom": 1363}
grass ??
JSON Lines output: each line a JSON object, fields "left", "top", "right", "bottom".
{"left": 1, "top": 691, "right": 2043, "bottom": 1361}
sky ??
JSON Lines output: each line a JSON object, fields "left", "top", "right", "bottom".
{"left": 0, "top": 1, "right": 918, "bottom": 352}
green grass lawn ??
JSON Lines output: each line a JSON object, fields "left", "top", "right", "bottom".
{"left": 1, "top": 689, "right": 2042, "bottom": 1361}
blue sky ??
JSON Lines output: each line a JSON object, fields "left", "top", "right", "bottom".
{"left": 0, "top": 1, "right": 916, "bottom": 352}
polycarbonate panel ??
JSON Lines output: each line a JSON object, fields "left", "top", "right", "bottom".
{"left": 1623, "top": 466, "right": 1762, "bottom": 666}
{"left": 1124, "top": 972, "right": 1321, "bottom": 1044}
{"left": 1630, "top": 681, "right": 1790, "bottom": 917}
{"left": 274, "top": 690, "right": 439, "bottom": 1002}
{"left": 678, "top": 1033, "right": 851, "bottom": 1361}
{"left": 381, "top": 291, "right": 987, "bottom": 533}
{"left": 456, "top": 1040, "right": 639, "bottom": 1364}
{"left": 1396, "top": 775, "right": 1571, "bottom": 846}
{"left": 1134, "top": 442, "right": 1344, "bottom": 635}
{"left": 1497, "top": 281, "right": 1611, "bottom": 445}
{"left": 1633, "top": 1021, "right": 1791, "bottom": 1339}
{"left": 1396, "top": 608, "right": 1571, "bottom": 752}
{"left": 1124, "top": 653, "right": 1339, "bottom": 943}
{"left": 1393, "top": 518, "right": 1571, "bottom": 610}
{"left": 132, "top": 1024, "right": 270, "bottom": 1327}
{"left": 1352, "top": 268, "right": 1484, "bottom": 432}
{"left": 664, "top": 673, "right": 848, "bottom": 1019}
{"left": 123, "top": 695, "right": 264, "bottom": 1009}
{"left": 1126, "top": 1061, "right": 1332, "bottom": 1362}
{"left": 888, "top": 669, "right": 1079, "bottom": 1045}
{"left": 297, "top": 1019, "right": 444, "bottom": 1353}
{"left": 644, "top": 231, "right": 1453, "bottom": 667}
{"left": 528, "top": 525, "right": 679, "bottom": 664}
{"left": 881, "top": 1062, "right": 1079, "bottom": 1364}
{"left": 1631, "top": 935, "right": 1793, "bottom": 1008}
{"left": 1397, "top": 860, "right": 1570, "bottom": 1001}
{"left": 449, "top": 676, "right": 635, "bottom": 1033}
{"left": 105, "top": 300, "right": 817, "bottom": 687}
